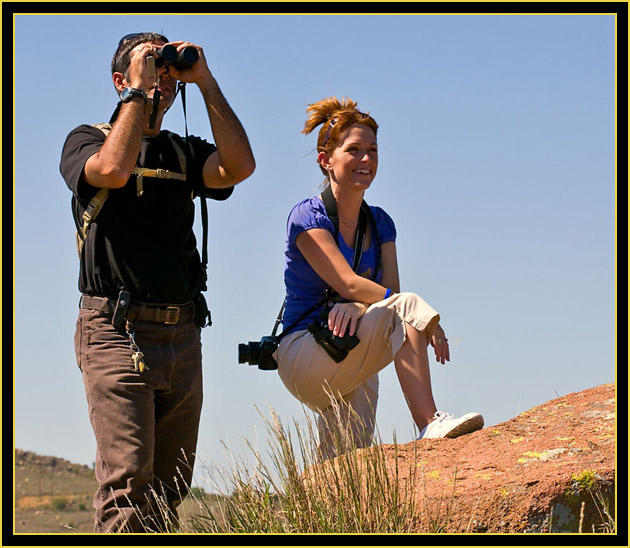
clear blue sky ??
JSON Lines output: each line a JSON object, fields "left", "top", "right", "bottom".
{"left": 14, "top": 12, "right": 617, "bottom": 491}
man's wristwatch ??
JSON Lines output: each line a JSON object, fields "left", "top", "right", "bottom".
{"left": 120, "top": 87, "right": 148, "bottom": 104}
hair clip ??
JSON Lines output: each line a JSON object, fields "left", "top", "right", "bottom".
{"left": 321, "top": 117, "right": 337, "bottom": 148}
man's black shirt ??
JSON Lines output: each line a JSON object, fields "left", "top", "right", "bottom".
{"left": 60, "top": 124, "right": 233, "bottom": 303}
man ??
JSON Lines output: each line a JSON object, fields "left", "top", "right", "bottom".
{"left": 60, "top": 32, "right": 255, "bottom": 533}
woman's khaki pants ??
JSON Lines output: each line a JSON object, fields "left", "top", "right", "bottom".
{"left": 276, "top": 292, "right": 439, "bottom": 460}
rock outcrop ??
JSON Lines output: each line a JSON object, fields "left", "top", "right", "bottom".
{"left": 376, "top": 383, "right": 616, "bottom": 532}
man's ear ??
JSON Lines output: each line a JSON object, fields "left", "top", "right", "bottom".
{"left": 112, "top": 72, "right": 127, "bottom": 93}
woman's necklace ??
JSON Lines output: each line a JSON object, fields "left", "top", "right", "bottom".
{"left": 340, "top": 217, "right": 357, "bottom": 228}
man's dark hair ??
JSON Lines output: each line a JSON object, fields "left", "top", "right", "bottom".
{"left": 111, "top": 32, "right": 169, "bottom": 75}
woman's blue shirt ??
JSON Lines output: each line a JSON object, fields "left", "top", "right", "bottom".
{"left": 281, "top": 196, "right": 396, "bottom": 334}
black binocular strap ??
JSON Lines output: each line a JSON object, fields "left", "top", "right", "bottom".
{"left": 178, "top": 82, "right": 209, "bottom": 292}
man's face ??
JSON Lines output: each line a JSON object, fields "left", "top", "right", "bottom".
{"left": 122, "top": 40, "right": 178, "bottom": 110}
{"left": 143, "top": 41, "right": 178, "bottom": 109}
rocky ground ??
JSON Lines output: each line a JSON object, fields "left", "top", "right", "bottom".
{"left": 374, "top": 383, "right": 617, "bottom": 533}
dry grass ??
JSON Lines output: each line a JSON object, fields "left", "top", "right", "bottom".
{"left": 14, "top": 406, "right": 617, "bottom": 535}
{"left": 173, "top": 407, "right": 421, "bottom": 533}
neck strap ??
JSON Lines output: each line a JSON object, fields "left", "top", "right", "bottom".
{"left": 320, "top": 185, "right": 381, "bottom": 274}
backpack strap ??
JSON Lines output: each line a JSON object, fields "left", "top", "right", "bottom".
{"left": 76, "top": 124, "right": 113, "bottom": 256}
{"left": 93, "top": 122, "right": 113, "bottom": 134}
{"left": 132, "top": 131, "right": 189, "bottom": 196}
{"left": 76, "top": 124, "right": 192, "bottom": 256}
{"left": 163, "top": 130, "right": 190, "bottom": 174}
{"left": 132, "top": 167, "right": 186, "bottom": 196}
{"left": 76, "top": 187, "right": 110, "bottom": 256}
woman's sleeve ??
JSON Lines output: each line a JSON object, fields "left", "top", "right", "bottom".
{"left": 287, "top": 198, "right": 335, "bottom": 247}
{"left": 371, "top": 206, "right": 397, "bottom": 244}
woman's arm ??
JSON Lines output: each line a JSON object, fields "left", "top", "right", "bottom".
{"left": 296, "top": 228, "right": 391, "bottom": 303}
{"left": 379, "top": 240, "right": 400, "bottom": 293}
{"left": 297, "top": 225, "right": 402, "bottom": 337}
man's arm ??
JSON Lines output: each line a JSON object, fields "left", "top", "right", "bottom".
{"left": 83, "top": 99, "right": 146, "bottom": 188}
{"left": 167, "top": 41, "right": 255, "bottom": 189}
{"left": 198, "top": 74, "right": 256, "bottom": 189}
{"left": 83, "top": 44, "right": 155, "bottom": 189}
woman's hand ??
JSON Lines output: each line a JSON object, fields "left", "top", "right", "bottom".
{"left": 327, "top": 302, "right": 368, "bottom": 338}
{"left": 430, "top": 323, "right": 450, "bottom": 364}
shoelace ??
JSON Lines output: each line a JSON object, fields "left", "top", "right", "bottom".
{"left": 419, "top": 411, "right": 453, "bottom": 438}
{"left": 432, "top": 411, "right": 454, "bottom": 422}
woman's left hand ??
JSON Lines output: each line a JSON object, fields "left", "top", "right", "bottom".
{"left": 430, "top": 324, "right": 450, "bottom": 364}
{"left": 327, "top": 302, "right": 368, "bottom": 338}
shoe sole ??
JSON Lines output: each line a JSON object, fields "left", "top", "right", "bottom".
{"left": 444, "top": 414, "right": 485, "bottom": 438}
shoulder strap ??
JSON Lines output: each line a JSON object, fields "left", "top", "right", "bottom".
{"left": 163, "top": 130, "right": 191, "bottom": 175}
{"left": 76, "top": 124, "right": 113, "bottom": 257}
{"left": 362, "top": 203, "right": 382, "bottom": 276}
{"left": 321, "top": 184, "right": 381, "bottom": 275}
{"left": 93, "top": 122, "right": 112, "bottom": 135}
{"left": 76, "top": 187, "right": 110, "bottom": 256}
{"left": 83, "top": 120, "right": 210, "bottom": 306}
{"left": 321, "top": 184, "right": 339, "bottom": 236}
{"left": 78, "top": 125, "right": 191, "bottom": 248}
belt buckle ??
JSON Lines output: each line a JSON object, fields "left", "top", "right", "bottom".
{"left": 164, "top": 306, "right": 180, "bottom": 325}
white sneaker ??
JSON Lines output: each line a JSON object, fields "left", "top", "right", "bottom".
{"left": 418, "top": 411, "right": 484, "bottom": 439}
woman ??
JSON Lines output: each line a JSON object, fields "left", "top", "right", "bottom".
{"left": 275, "top": 97, "right": 483, "bottom": 460}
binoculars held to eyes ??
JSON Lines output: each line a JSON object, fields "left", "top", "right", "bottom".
{"left": 154, "top": 44, "right": 199, "bottom": 70}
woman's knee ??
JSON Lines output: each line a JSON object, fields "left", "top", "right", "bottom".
{"left": 390, "top": 292, "right": 440, "bottom": 338}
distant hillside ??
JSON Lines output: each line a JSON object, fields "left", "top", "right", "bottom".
{"left": 15, "top": 449, "right": 97, "bottom": 497}
{"left": 14, "top": 449, "right": 98, "bottom": 533}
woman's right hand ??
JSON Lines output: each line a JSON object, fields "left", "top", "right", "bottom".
{"left": 327, "top": 302, "right": 368, "bottom": 338}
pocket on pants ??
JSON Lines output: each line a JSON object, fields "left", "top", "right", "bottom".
{"left": 74, "top": 314, "right": 84, "bottom": 371}
{"left": 74, "top": 309, "right": 96, "bottom": 372}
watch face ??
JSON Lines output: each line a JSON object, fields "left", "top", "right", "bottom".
{"left": 121, "top": 88, "right": 145, "bottom": 102}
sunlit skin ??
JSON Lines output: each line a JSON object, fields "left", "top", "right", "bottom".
{"left": 322, "top": 124, "right": 378, "bottom": 193}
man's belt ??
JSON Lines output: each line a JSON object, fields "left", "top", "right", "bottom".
{"left": 80, "top": 295, "right": 194, "bottom": 325}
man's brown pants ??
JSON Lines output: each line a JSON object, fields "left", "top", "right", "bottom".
{"left": 75, "top": 300, "right": 203, "bottom": 533}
